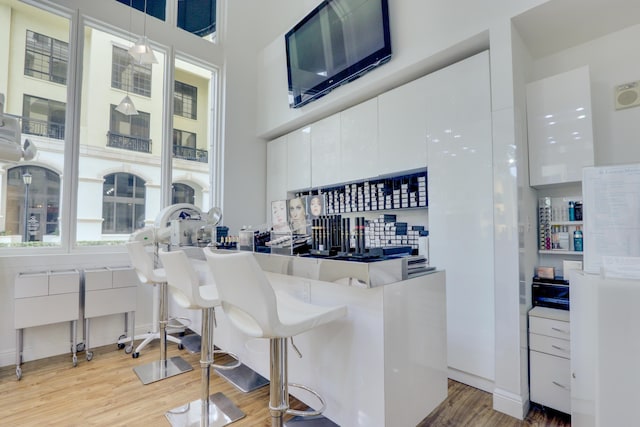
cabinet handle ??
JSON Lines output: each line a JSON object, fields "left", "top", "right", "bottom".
{"left": 552, "top": 381, "right": 570, "bottom": 390}
{"left": 551, "top": 327, "right": 568, "bottom": 334}
{"left": 551, "top": 344, "right": 568, "bottom": 352}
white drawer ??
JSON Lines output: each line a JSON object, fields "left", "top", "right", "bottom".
{"left": 110, "top": 267, "right": 140, "bottom": 288}
{"left": 85, "top": 287, "right": 137, "bottom": 318}
{"left": 530, "top": 350, "right": 571, "bottom": 414}
{"left": 49, "top": 269, "right": 80, "bottom": 294}
{"left": 15, "top": 293, "right": 80, "bottom": 329}
{"left": 529, "top": 315, "right": 570, "bottom": 340}
{"left": 14, "top": 272, "right": 49, "bottom": 298}
{"left": 85, "top": 268, "right": 112, "bottom": 291}
{"left": 529, "top": 333, "right": 570, "bottom": 358}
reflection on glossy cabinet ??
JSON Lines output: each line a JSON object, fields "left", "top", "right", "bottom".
{"left": 311, "top": 113, "right": 341, "bottom": 188}
{"left": 526, "top": 66, "right": 594, "bottom": 186}
{"left": 287, "top": 126, "right": 311, "bottom": 191}
{"left": 340, "top": 98, "right": 378, "bottom": 182}
{"left": 267, "top": 135, "right": 287, "bottom": 209}
{"left": 378, "top": 75, "right": 429, "bottom": 175}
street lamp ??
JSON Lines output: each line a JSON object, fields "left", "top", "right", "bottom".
{"left": 22, "top": 171, "right": 32, "bottom": 243}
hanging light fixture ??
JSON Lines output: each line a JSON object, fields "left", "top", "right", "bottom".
{"left": 116, "top": 0, "right": 139, "bottom": 116}
{"left": 128, "top": 0, "right": 158, "bottom": 65}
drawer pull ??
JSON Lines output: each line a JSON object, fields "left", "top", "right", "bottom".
{"left": 552, "top": 381, "right": 570, "bottom": 390}
{"left": 551, "top": 327, "right": 568, "bottom": 334}
{"left": 551, "top": 344, "right": 568, "bottom": 352}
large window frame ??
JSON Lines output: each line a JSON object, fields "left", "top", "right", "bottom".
{"left": 174, "top": 80, "right": 198, "bottom": 119}
{"left": 0, "top": 0, "right": 222, "bottom": 254}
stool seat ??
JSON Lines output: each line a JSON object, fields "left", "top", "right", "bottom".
{"left": 203, "top": 248, "right": 347, "bottom": 427}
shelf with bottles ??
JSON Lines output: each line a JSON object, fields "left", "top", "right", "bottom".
{"left": 295, "top": 169, "right": 427, "bottom": 215}
{"left": 538, "top": 196, "right": 584, "bottom": 255}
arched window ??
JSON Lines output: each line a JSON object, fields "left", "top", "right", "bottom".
{"left": 6, "top": 166, "right": 61, "bottom": 242}
{"left": 102, "top": 173, "right": 146, "bottom": 234}
{"left": 172, "top": 183, "right": 195, "bottom": 205}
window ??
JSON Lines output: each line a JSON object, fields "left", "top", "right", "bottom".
{"left": 172, "top": 183, "right": 195, "bottom": 205}
{"left": 22, "top": 95, "right": 66, "bottom": 140}
{"left": 173, "top": 129, "right": 206, "bottom": 162}
{"left": 102, "top": 173, "right": 146, "bottom": 234}
{"left": 24, "top": 30, "right": 68, "bottom": 84}
{"left": 115, "top": 0, "right": 166, "bottom": 21}
{"left": 4, "top": 166, "right": 61, "bottom": 244}
{"left": 177, "top": 0, "right": 216, "bottom": 40}
{"left": 108, "top": 105, "right": 151, "bottom": 153}
{"left": 111, "top": 46, "right": 152, "bottom": 97}
{"left": 174, "top": 81, "right": 197, "bottom": 119}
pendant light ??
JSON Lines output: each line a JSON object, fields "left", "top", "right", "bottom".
{"left": 128, "top": 0, "right": 158, "bottom": 65}
{"left": 116, "top": 0, "right": 138, "bottom": 116}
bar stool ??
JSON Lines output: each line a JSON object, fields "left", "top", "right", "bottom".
{"left": 203, "top": 248, "right": 347, "bottom": 427}
{"left": 159, "top": 249, "right": 245, "bottom": 427}
{"left": 126, "top": 241, "right": 193, "bottom": 384}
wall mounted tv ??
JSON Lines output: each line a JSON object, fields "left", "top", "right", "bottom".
{"left": 285, "top": 0, "right": 392, "bottom": 108}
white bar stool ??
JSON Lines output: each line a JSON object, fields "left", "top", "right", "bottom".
{"left": 126, "top": 241, "right": 193, "bottom": 384}
{"left": 160, "top": 249, "right": 245, "bottom": 427}
{"left": 203, "top": 248, "right": 347, "bottom": 427}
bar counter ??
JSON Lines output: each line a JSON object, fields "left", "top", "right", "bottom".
{"left": 170, "top": 250, "right": 447, "bottom": 426}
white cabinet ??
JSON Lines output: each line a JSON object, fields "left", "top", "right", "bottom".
{"left": 311, "top": 113, "right": 341, "bottom": 187}
{"left": 266, "top": 135, "right": 288, "bottom": 211}
{"left": 426, "top": 51, "right": 495, "bottom": 385}
{"left": 340, "top": 98, "right": 379, "bottom": 182}
{"left": 527, "top": 66, "right": 595, "bottom": 186}
{"left": 529, "top": 306, "right": 571, "bottom": 414}
{"left": 378, "top": 76, "right": 428, "bottom": 175}
{"left": 287, "top": 126, "right": 311, "bottom": 191}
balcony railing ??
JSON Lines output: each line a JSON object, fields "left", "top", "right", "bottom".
{"left": 173, "top": 145, "right": 208, "bottom": 163}
{"left": 107, "top": 131, "right": 152, "bottom": 153}
{"left": 22, "top": 118, "right": 65, "bottom": 140}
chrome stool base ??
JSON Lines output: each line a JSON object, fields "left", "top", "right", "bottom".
{"left": 215, "top": 362, "right": 269, "bottom": 393}
{"left": 284, "top": 415, "right": 339, "bottom": 427}
{"left": 133, "top": 356, "right": 193, "bottom": 385}
{"left": 165, "top": 392, "right": 245, "bottom": 427}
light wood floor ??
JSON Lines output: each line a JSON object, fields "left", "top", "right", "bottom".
{"left": 0, "top": 340, "right": 571, "bottom": 426}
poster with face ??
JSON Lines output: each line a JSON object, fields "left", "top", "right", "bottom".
{"left": 271, "top": 200, "right": 290, "bottom": 232}
{"left": 307, "top": 194, "right": 325, "bottom": 218}
{"left": 287, "top": 196, "right": 308, "bottom": 234}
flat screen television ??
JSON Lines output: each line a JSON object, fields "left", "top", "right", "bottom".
{"left": 285, "top": 0, "right": 392, "bottom": 108}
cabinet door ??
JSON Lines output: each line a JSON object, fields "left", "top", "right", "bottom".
{"left": 378, "top": 76, "right": 429, "bottom": 175}
{"left": 311, "top": 113, "right": 341, "bottom": 187}
{"left": 266, "top": 136, "right": 288, "bottom": 214}
{"left": 340, "top": 98, "right": 379, "bottom": 182}
{"left": 426, "top": 51, "right": 495, "bottom": 382}
{"left": 527, "top": 66, "right": 594, "bottom": 186}
{"left": 287, "top": 126, "right": 311, "bottom": 191}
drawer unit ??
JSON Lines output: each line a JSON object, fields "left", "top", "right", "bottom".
{"left": 528, "top": 306, "right": 570, "bottom": 414}
{"left": 14, "top": 270, "right": 81, "bottom": 379}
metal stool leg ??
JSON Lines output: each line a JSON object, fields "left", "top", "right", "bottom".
{"left": 165, "top": 307, "right": 245, "bottom": 427}
{"left": 270, "top": 338, "right": 288, "bottom": 427}
{"left": 133, "top": 281, "right": 192, "bottom": 385}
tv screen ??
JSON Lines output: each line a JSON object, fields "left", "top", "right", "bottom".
{"left": 285, "top": 0, "right": 391, "bottom": 108}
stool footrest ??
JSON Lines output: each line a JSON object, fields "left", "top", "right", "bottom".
{"left": 211, "top": 349, "right": 242, "bottom": 371}
{"left": 283, "top": 383, "right": 326, "bottom": 418}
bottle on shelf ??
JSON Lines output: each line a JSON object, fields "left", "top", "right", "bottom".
{"left": 568, "top": 201, "right": 575, "bottom": 221}
{"left": 573, "top": 226, "right": 583, "bottom": 252}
